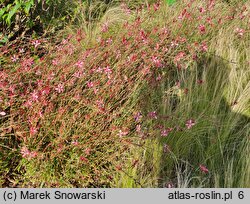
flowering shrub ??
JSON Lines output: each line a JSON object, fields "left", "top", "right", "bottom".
{"left": 0, "top": 0, "right": 249, "bottom": 187}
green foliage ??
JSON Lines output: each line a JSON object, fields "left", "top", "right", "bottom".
{"left": 166, "top": 0, "right": 176, "bottom": 5}
{"left": 0, "top": 0, "right": 78, "bottom": 38}
{"left": 0, "top": 0, "right": 158, "bottom": 39}
{"left": 0, "top": 0, "right": 34, "bottom": 27}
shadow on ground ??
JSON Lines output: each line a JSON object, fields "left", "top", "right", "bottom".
{"left": 153, "top": 56, "right": 250, "bottom": 187}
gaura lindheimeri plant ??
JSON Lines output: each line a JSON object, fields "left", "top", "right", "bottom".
{"left": 0, "top": 0, "right": 249, "bottom": 188}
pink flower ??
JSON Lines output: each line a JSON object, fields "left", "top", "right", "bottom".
{"left": 55, "top": 83, "right": 64, "bottom": 93}
{"left": 198, "top": 24, "right": 206, "bottom": 34}
{"left": 72, "top": 141, "right": 79, "bottom": 146}
{"left": 23, "top": 100, "right": 33, "bottom": 108}
{"left": 186, "top": 119, "right": 196, "bottom": 129}
{"left": 235, "top": 28, "right": 245, "bottom": 37}
{"left": 29, "top": 151, "right": 38, "bottom": 159}
{"left": 132, "top": 159, "right": 139, "bottom": 168}
{"left": 192, "top": 54, "right": 198, "bottom": 61}
{"left": 154, "top": 43, "right": 160, "bottom": 51}
{"left": 161, "top": 129, "right": 169, "bottom": 137}
{"left": 199, "top": 7, "right": 206, "bottom": 13}
{"left": 118, "top": 129, "right": 129, "bottom": 137}
{"left": 174, "top": 52, "right": 186, "bottom": 63}
{"left": 208, "top": 0, "right": 215, "bottom": 10}
{"left": 178, "top": 9, "right": 187, "bottom": 20}
{"left": 96, "top": 99, "right": 105, "bottom": 111}
{"left": 87, "top": 81, "right": 94, "bottom": 88}
{"left": 52, "top": 59, "right": 59, "bottom": 66}
{"left": 36, "top": 79, "right": 42, "bottom": 86}
{"left": 30, "top": 126, "right": 38, "bottom": 136}
{"left": 0, "top": 111, "right": 6, "bottom": 116}
{"left": 148, "top": 111, "right": 157, "bottom": 119}
{"left": 41, "top": 86, "right": 50, "bottom": 95}
{"left": 156, "top": 75, "right": 162, "bottom": 81}
{"left": 62, "top": 39, "right": 69, "bottom": 45}
{"left": 9, "top": 85, "right": 15, "bottom": 94}
{"left": 32, "top": 40, "right": 41, "bottom": 48}
{"left": 165, "top": 182, "right": 174, "bottom": 188}
{"left": 20, "top": 147, "right": 37, "bottom": 160}
{"left": 96, "top": 67, "right": 103, "bottom": 73}
{"left": 73, "top": 71, "right": 84, "bottom": 78}
{"left": 85, "top": 148, "right": 91, "bottom": 155}
{"left": 115, "top": 165, "right": 122, "bottom": 171}
{"left": 31, "top": 90, "right": 39, "bottom": 102}
{"left": 80, "top": 156, "right": 89, "bottom": 163}
{"left": 175, "top": 80, "right": 181, "bottom": 88}
{"left": 74, "top": 93, "right": 81, "bottom": 101}
{"left": 197, "top": 79, "right": 204, "bottom": 84}
{"left": 0, "top": 71, "right": 8, "bottom": 80}
{"left": 134, "top": 112, "right": 142, "bottom": 122}
{"left": 121, "top": 3, "right": 131, "bottom": 14}
{"left": 57, "top": 144, "right": 63, "bottom": 153}
{"left": 75, "top": 60, "right": 84, "bottom": 68}
{"left": 239, "top": 13, "right": 246, "bottom": 20}
{"left": 19, "top": 48, "right": 25, "bottom": 53}
{"left": 21, "top": 147, "right": 30, "bottom": 158}
{"left": 171, "top": 41, "right": 179, "bottom": 47}
{"left": 11, "top": 55, "right": 19, "bottom": 62}
{"left": 47, "top": 72, "right": 55, "bottom": 80}
{"left": 38, "top": 111, "right": 43, "bottom": 118}
{"left": 200, "top": 42, "right": 208, "bottom": 52}
{"left": 206, "top": 17, "right": 213, "bottom": 25}
{"left": 152, "top": 56, "right": 163, "bottom": 68}
{"left": 101, "top": 23, "right": 109, "bottom": 33}
{"left": 128, "top": 54, "right": 137, "bottom": 62}
{"left": 106, "top": 37, "right": 113, "bottom": 44}
{"left": 21, "top": 57, "right": 34, "bottom": 70}
{"left": 163, "top": 144, "right": 171, "bottom": 153}
{"left": 139, "top": 30, "right": 148, "bottom": 42}
{"left": 153, "top": 3, "right": 160, "bottom": 11}
{"left": 199, "top": 164, "right": 209, "bottom": 173}
{"left": 161, "top": 128, "right": 173, "bottom": 137}
{"left": 136, "top": 124, "right": 141, "bottom": 132}
{"left": 104, "top": 66, "right": 112, "bottom": 75}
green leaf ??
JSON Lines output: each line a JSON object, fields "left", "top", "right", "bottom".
{"left": 23, "top": 1, "right": 34, "bottom": 15}
{"left": 166, "top": 0, "right": 176, "bottom": 5}
{"left": 0, "top": 7, "right": 7, "bottom": 19}
{"left": 6, "top": 3, "right": 22, "bottom": 26}
{"left": 0, "top": 35, "right": 8, "bottom": 44}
